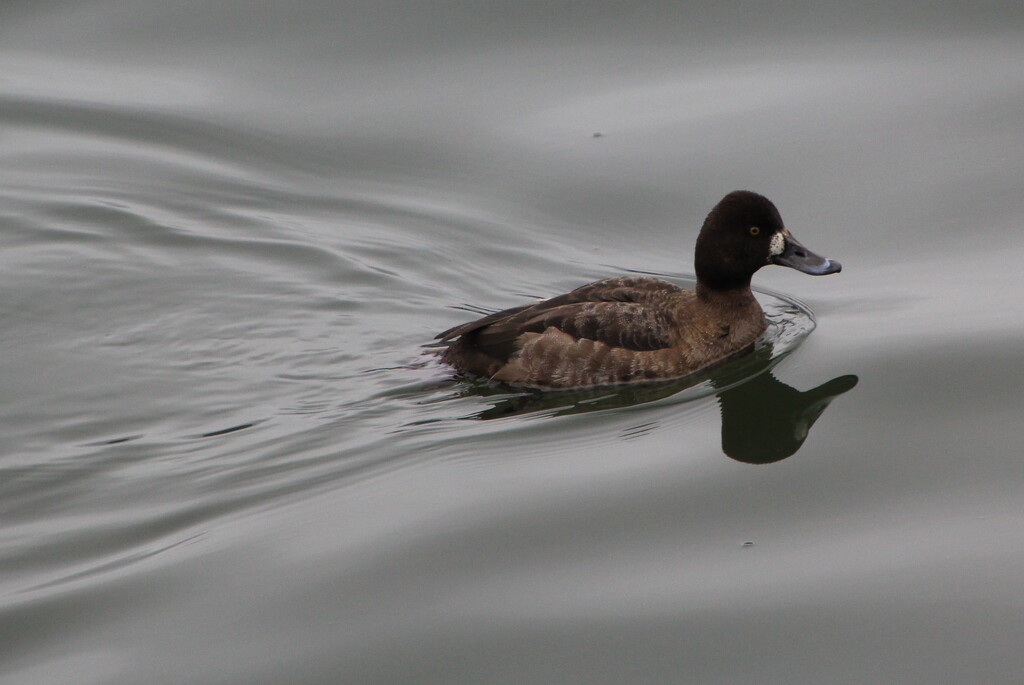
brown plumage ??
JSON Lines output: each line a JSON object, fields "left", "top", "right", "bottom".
{"left": 437, "top": 191, "right": 841, "bottom": 388}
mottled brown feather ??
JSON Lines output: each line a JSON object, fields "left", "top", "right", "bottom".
{"left": 439, "top": 276, "right": 767, "bottom": 387}
{"left": 438, "top": 277, "right": 683, "bottom": 360}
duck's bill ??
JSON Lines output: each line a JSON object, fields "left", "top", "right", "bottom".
{"left": 771, "top": 235, "right": 842, "bottom": 275}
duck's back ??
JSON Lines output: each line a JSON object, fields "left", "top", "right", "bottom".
{"left": 437, "top": 276, "right": 765, "bottom": 388}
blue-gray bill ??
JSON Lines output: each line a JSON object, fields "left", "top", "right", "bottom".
{"left": 772, "top": 235, "right": 842, "bottom": 275}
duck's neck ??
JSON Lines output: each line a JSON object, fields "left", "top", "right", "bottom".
{"left": 695, "top": 282, "right": 757, "bottom": 307}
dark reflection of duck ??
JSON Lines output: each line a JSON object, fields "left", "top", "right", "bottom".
{"left": 459, "top": 346, "right": 857, "bottom": 464}
{"left": 717, "top": 371, "right": 857, "bottom": 464}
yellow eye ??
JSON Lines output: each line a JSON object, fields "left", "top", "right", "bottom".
{"left": 749, "top": 226, "right": 760, "bottom": 236}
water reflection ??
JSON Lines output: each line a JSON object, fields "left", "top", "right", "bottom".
{"left": 459, "top": 350, "right": 857, "bottom": 463}
{"left": 717, "top": 370, "right": 857, "bottom": 464}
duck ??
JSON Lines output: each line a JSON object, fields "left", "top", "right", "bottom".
{"left": 436, "top": 190, "right": 841, "bottom": 388}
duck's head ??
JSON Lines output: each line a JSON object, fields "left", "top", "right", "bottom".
{"left": 695, "top": 190, "right": 841, "bottom": 291}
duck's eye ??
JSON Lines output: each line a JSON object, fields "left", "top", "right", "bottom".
{"left": 748, "top": 226, "right": 760, "bottom": 236}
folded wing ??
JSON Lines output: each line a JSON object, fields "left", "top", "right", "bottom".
{"left": 437, "top": 277, "right": 684, "bottom": 362}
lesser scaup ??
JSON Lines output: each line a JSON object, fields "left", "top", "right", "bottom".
{"left": 437, "top": 190, "right": 840, "bottom": 388}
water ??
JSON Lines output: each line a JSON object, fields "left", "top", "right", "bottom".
{"left": 2, "top": 2, "right": 1023, "bottom": 683}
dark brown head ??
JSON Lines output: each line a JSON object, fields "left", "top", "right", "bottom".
{"left": 694, "top": 190, "right": 841, "bottom": 292}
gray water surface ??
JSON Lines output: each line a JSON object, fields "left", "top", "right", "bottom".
{"left": 2, "top": 2, "right": 1023, "bottom": 684}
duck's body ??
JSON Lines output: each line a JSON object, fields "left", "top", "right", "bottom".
{"left": 439, "top": 276, "right": 766, "bottom": 387}
{"left": 437, "top": 191, "right": 840, "bottom": 388}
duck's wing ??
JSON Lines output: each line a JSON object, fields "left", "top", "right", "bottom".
{"left": 435, "top": 302, "right": 536, "bottom": 342}
{"left": 436, "top": 276, "right": 682, "bottom": 340}
{"left": 437, "top": 277, "right": 685, "bottom": 362}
